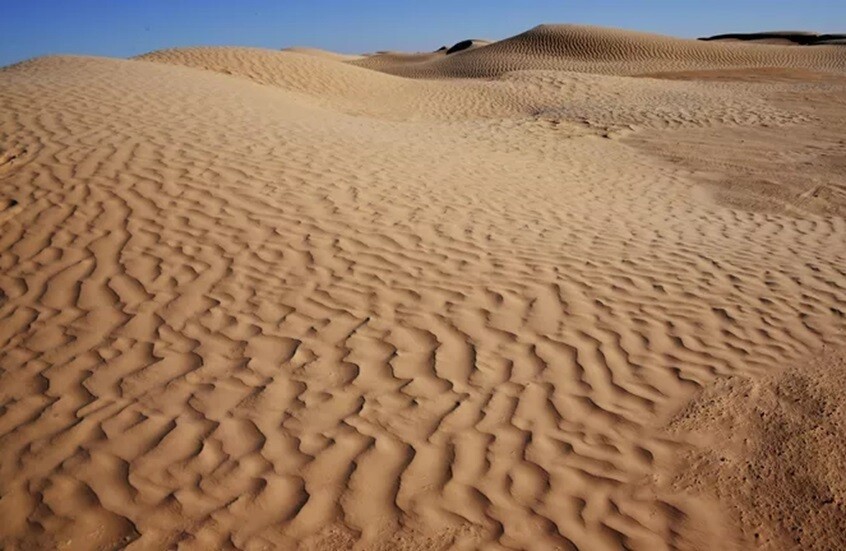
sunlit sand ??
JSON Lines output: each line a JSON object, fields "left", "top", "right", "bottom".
{"left": 1, "top": 24, "right": 845, "bottom": 550}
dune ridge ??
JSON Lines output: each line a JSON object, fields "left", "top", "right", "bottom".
{"left": 1, "top": 23, "right": 845, "bottom": 551}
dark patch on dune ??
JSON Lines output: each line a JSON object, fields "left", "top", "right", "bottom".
{"left": 445, "top": 39, "right": 489, "bottom": 55}
{"left": 446, "top": 40, "right": 475, "bottom": 55}
{"left": 700, "top": 31, "right": 846, "bottom": 46}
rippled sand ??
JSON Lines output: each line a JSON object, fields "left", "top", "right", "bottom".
{"left": 1, "top": 24, "right": 845, "bottom": 550}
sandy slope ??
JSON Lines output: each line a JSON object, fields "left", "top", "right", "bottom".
{"left": 1, "top": 24, "right": 845, "bottom": 550}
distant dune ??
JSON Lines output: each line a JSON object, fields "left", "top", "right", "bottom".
{"left": 351, "top": 24, "right": 846, "bottom": 77}
{"left": 1, "top": 23, "right": 846, "bottom": 551}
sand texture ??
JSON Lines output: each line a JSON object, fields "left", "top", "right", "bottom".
{"left": 1, "top": 24, "right": 846, "bottom": 550}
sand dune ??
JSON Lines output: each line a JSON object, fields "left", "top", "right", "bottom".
{"left": 353, "top": 24, "right": 846, "bottom": 77}
{"left": 134, "top": 46, "right": 545, "bottom": 120}
{"left": 133, "top": 45, "right": 816, "bottom": 131}
{"left": 1, "top": 24, "right": 846, "bottom": 550}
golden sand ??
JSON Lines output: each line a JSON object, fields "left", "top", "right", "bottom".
{"left": 1, "top": 24, "right": 845, "bottom": 550}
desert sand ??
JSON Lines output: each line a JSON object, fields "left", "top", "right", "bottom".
{"left": 1, "top": 24, "right": 845, "bottom": 550}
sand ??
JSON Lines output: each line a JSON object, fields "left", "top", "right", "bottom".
{"left": 0, "top": 23, "right": 845, "bottom": 550}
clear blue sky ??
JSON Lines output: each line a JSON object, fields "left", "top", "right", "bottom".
{"left": 1, "top": 1, "right": 844, "bottom": 67}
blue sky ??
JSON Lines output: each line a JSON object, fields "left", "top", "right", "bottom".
{"left": 1, "top": 1, "right": 844, "bottom": 67}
